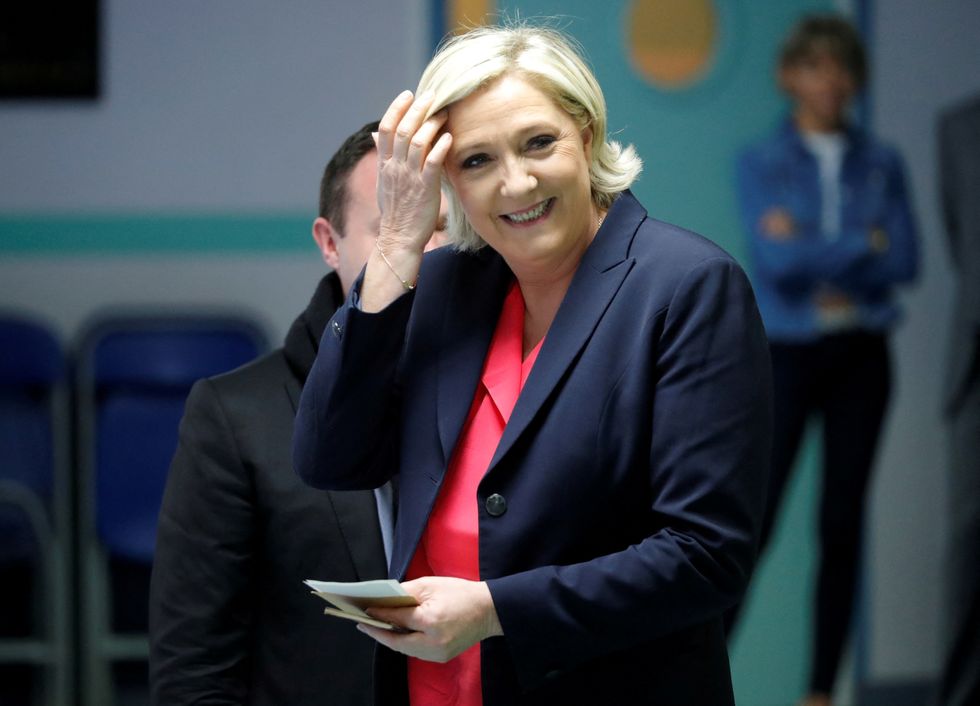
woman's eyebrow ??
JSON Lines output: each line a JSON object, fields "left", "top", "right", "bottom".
{"left": 451, "top": 122, "right": 557, "bottom": 154}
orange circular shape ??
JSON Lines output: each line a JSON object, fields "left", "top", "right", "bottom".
{"left": 627, "top": 0, "right": 718, "bottom": 89}
{"left": 446, "top": 0, "right": 494, "bottom": 34}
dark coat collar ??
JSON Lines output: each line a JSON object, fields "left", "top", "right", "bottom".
{"left": 282, "top": 272, "right": 344, "bottom": 383}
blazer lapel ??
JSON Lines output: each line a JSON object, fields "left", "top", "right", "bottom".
{"left": 435, "top": 251, "right": 513, "bottom": 469}
{"left": 487, "top": 191, "right": 646, "bottom": 474}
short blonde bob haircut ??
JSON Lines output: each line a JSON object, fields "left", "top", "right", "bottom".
{"left": 417, "top": 23, "right": 643, "bottom": 252}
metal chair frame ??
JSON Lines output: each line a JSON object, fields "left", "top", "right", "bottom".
{"left": 75, "top": 311, "right": 267, "bottom": 706}
{"left": 0, "top": 316, "right": 72, "bottom": 706}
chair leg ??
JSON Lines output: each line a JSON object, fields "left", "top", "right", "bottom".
{"left": 46, "top": 538, "right": 70, "bottom": 706}
{"left": 82, "top": 546, "right": 114, "bottom": 706}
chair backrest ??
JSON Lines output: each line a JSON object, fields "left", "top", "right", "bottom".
{"left": 77, "top": 314, "right": 267, "bottom": 562}
{"left": 0, "top": 314, "right": 65, "bottom": 562}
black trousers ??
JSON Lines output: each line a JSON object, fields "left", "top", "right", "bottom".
{"left": 728, "top": 330, "right": 891, "bottom": 694}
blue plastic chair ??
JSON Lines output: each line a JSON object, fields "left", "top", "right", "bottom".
{"left": 0, "top": 314, "right": 71, "bottom": 706}
{"left": 76, "top": 313, "right": 267, "bottom": 706}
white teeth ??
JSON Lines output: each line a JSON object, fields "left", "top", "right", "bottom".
{"left": 506, "top": 199, "right": 549, "bottom": 223}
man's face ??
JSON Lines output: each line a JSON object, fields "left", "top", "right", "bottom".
{"left": 314, "top": 150, "right": 449, "bottom": 294}
{"left": 324, "top": 151, "right": 381, "bottom": 294}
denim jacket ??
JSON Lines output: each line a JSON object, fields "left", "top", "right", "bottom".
{"left": 735, "top": 118, "right": 919, "bottom": 342}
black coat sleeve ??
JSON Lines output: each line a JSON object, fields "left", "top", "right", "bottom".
{"left": 149, "top": 378, "right": 255, "bottom": 705}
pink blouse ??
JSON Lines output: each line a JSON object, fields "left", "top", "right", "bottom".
{"left": 406, "top": 281, "right": 543, "bottom": 706}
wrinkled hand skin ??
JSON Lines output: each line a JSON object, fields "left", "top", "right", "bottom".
{"left": 357, "top": 577, "right": 503, "bottom": 663}
{"left": 376, "top": 90, "right": 452, "bottom": 255}
{"left": 360, "top": 90, "right": 453, "bottom": 313}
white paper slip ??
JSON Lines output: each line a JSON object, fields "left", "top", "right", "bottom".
{"left": 304, "top": 579, "right": 418, "bottom": 632}
{"left": 304, "top": 579, "right": 411, "bottom": 600}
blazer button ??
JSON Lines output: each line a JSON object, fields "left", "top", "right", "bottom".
{"left": 331, "top": 320, "right": 343, "bottom": 339}
{"left": 485, "top": 493, "right": 507, "bottom": 517}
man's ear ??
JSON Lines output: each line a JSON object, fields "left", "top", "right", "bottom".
{"left": 312, "top": 216, "right": 341, "bottom": 270}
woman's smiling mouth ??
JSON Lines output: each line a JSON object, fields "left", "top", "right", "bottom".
{"left": 501, "top": 198, "right": 555, "bottom": 225}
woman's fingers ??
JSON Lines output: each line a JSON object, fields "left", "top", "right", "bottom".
{"left": 407, "top": 111, "right": 449, "bottom": 172}
{"left": 392, "top": 91, "right": 435, "bottom": 163}
{"left": 378, "top": 91, "right": 447, "bottom": 177}
{"left": 366, "top": 605, "right": 419, "bottom": 632}
{"left": 422, "top": 131, "right": 453, "bottom": 185}
{"left": 377, "top": 90, "right": 415, "bottom": 160}
{"left": 357, "top": 577, "right": 500, "bottom": 663}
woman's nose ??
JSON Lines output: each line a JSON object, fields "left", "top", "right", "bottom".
{"left": 500, "top": 160, "right": 537, "bottom": 198}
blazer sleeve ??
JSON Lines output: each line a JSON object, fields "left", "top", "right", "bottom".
{"left": 292, "top": 288, "right": 416, "bottom": 491}
{"left": 487, "top": 257, "right": 773, "bottom": 688}
{"left": 149, "top": 379, "right": 255, "bottom": 706}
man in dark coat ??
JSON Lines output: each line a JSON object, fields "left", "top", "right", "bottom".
{"left": 149, "top": 121, "right": 445, "bottom": 705}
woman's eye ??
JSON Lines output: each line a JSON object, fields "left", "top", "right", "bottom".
{"left": 527, "top": 135, "right": 556, "bottom": 151}
{"left": 461, "top": 153, "right": 490, "bottom": 169}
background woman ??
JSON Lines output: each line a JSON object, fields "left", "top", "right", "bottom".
{"left": 732, "top": 15, "right": 919, "bottom": 706}
{"left": 295, "top": 23, "right": 772, "bottom": 705}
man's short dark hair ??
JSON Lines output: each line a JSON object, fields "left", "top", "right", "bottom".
{"left": 318, "top": 120, "right": 380, "bottom": 236}
{"left": 779, "top": 14, "right": 867, "bottom": 89}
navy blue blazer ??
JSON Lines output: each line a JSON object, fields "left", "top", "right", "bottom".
{"left": 294, "top": 191, "right": 772, "bottom": 705}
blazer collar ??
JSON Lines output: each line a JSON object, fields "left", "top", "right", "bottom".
{"left": 434, "top": 190, "right": 645, "bottom": 472}
{"left": 435, "top": 249, "right": 513, "bottom": 469}
{"left": 489, "top": 190, "right": 642, "bottom": 474}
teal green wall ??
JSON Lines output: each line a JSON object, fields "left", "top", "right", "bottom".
{"left": 0, "top": 213, "right": 311, "bottom": 253}
{"left": 496, "top": 0, "right": 832, "bottom": 265}
{"left": 731, "top": 435, "right": 822, "bottom": 704}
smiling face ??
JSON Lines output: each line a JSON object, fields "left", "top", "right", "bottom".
{"left": 443, "top": 74, "right": 599, "bottom": 280}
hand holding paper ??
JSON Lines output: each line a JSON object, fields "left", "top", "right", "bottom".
{"left": 305, "top": 579, "right": 419, "bottom": 632}
{"left": 353, "top": 576, "right": 503, "bottom": 663}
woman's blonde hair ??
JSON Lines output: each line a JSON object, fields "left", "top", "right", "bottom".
{"left": 418, "top": 22, "right": 642, "bottom": 251}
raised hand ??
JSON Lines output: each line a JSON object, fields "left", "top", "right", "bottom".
{"left": 360, "top": 91, "right": 453, "bottom": 312}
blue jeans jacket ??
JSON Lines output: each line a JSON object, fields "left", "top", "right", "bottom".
{"left": 735, "top": 119, "right": 919, "bottom": 342}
